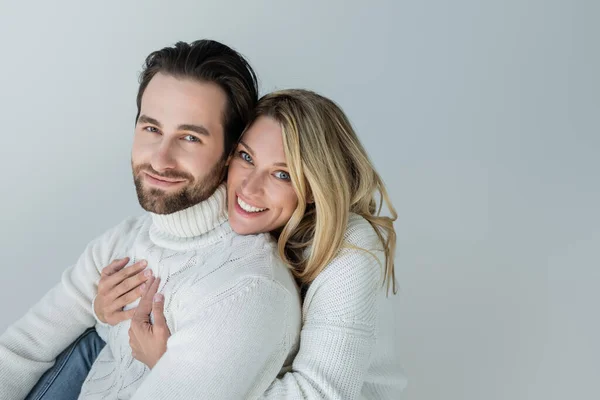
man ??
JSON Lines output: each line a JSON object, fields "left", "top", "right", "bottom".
{"left": 0, "top": 40, "right": 301, "bottom": 400}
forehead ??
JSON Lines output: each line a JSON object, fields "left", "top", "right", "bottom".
{"left": 140, "top": 73, "right": 227, "bottom": 132}
{"left": 243, "top": 116, "right": 285, "bottom": 157}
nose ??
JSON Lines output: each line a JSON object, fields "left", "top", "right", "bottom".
{"left": 240, "top": 168, "right": 265, "bottom": 197}
{"left": 150, "top": 140, "right": 177, "bottom": 172}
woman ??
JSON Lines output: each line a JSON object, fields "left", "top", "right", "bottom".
{"left": 28, "top": 89, "right": 406, "bottom": 399}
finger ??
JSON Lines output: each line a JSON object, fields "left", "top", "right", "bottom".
{"left": 113, "top": 269, "right": 153, "bottom": 298}
{"left": 138, "top": 277, "right": 161, "bottom": 321}
{"left": 132, "top": 277, "right": 158, "bottom": 322}
{"left": 99, "top": 263, "right": 147, "bottom": 297}
{"left": 105, "top": 260, "right": 148, "bottom": 290}
{"left": 101, "top": 258, "right": 130, "bottom": 277}
{"left": 114, "top": 287, "right": 145, "bottom": 310}
{"left": 113, "top": 308, "right": 137, "bottom": 324}
{"left": 152, "top": 292, "right": 168, "bottom": 330}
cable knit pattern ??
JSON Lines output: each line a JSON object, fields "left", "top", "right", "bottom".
{"left": 0, "top": 184, "right": 301, "bottom": 400}
{"left": 260, "top": 214, "right": 407, "bottom": 399}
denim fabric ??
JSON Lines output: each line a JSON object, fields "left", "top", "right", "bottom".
{"left": 25, "top": 328, "right": 105, "bottom": 400}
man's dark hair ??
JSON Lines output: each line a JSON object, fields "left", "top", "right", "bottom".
{"left": 136, "top": 39, "right": 259, "bottom": 156}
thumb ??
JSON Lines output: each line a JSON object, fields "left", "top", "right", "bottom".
{"left": 152, "top": 293, "right": 168, "bottom": 329}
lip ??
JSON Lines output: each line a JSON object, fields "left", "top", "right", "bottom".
{"left": 143, "top": 172, "right": 186, "bottom": 188}
{"left": 236, "top": 192, "right": 267, "bottom": 209}
{"left": 234, "top": 192, "right": 268, "bottom": 217}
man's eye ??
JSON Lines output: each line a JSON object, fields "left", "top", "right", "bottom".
{"left": 239, "top": 151, "right": 253, "bottom": 164}
{"left": 274, "top": 171, "right": 291, "bottom": 181}
{"left": 144, "top": 126, "right": 159, "bottom": 133}
{"left": 183, "top": 135, "right": 200, "bottom": 143}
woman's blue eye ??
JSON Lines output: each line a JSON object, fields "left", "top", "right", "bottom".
{"left": 275, "top": 171, "right": 291, "bottom": 181}
{"left": 239, "top": 151, "right": 253, "bottom": 163}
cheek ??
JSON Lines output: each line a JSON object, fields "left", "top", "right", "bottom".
{"left": 188, "top": 147, "right": 223, "bottom": 176}
{"left": 285, "top": 195, "right": 299, "bottom": 217}
{"left": 273, "top": 187, "right": 299, "bottom": 218}
{"left": 131, "top": 133, "right": 157, "bottom": 165}
{"left": 131, "top": 145, "right": 146, "bottom": 166}
{"left": 131, "top": 133, "right": 143, "bottom": 160}
{"left": 227, "top": 162, "right": 246, "bottom": 187}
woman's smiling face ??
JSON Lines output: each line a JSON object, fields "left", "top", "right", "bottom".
{"left": 226, "top": 116, "right": 299, "bottom": 235}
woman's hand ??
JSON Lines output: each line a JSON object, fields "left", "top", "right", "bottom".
{"left": 129, "top": 276, "right": 171, "bottom": 369}
{"left": 94, "top": 257, "right": 153, "bottom": 325}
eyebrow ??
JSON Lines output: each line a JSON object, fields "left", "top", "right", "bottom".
{"left": 239, "top": 140, "right": 255, "bottom": 155}
{"left": 137, "top": 114, "right": 210, "bottom": 136}
{"left": 178, "top": 124, "right": 210, "bottom": 137}
{"left": 239, "top": 140, "right": 288, "bottom": 168}
{"left": 137, "top": 115, "right": 161, "bottom": 127}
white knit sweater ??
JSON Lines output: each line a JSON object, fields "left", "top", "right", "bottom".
{"left": 260, "top": 214, "right": 408, "bottom": 399}
{"left": 0, "top": 185, "right": 301, "bottom": 400}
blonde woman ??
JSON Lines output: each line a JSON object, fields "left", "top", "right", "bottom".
{"left": 29, "top": 90, "right": 406, "bottom": 399}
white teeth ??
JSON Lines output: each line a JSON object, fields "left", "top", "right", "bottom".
{"left": 237, "top": 196, "right": 267, "bottom": 213}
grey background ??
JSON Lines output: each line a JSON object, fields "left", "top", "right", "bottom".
{"left": 0, "top": 1, "right": 598, "bottom": 399}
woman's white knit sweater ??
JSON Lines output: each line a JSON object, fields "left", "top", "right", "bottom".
{"left": 260, "top": 213, "right": 407, "bottom": 399}
{"left": 0, "top": 185, "right": 302, "bottom": 400}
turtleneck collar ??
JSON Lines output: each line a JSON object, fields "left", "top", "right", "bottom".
{"left": 148, "top": 184, "right": 231, "bottom": 249}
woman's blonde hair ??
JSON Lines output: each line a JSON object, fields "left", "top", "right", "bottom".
{"left": 251, "top": 89, "right": 398, "bottom": 294}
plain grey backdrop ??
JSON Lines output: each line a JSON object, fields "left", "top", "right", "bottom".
{"left": 0, "top": 1, "right": 598, "bottom": 399}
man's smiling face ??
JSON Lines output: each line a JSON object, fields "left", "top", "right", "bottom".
{"left": 131, "top": 72, "right": 228, "bottom": 214}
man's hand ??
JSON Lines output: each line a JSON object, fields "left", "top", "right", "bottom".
{"left": 129, "top": 276, "right": 171, "bottom": 369}
{"left": 94, "top": 257, "right": 153, "bottom": 325}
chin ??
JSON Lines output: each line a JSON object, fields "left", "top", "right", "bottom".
{"left": 230, "top": 222, "right": 254, "bottom": 235}
{"left": 230, "top": 217, "right": 273, "bottom": 235}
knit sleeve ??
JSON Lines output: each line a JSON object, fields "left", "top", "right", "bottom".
{"left": 259, "top": 217, "right": 384, "bottom": 400}
{"left": 0, "top": 217, "right": 140, "bottom": 399}
{"left": 130, "top": 277, "right": 298, "bottom": 400}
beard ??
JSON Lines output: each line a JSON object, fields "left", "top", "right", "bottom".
{"left": 132, "top": 158, "right": 227, "bottom": 215}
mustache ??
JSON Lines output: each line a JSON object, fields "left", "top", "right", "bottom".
{"left": 134, "top": 163, "right": 193, "bottom": 181}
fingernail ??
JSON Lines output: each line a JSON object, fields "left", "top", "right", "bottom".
{"left": 153, "top": 294, "right": 163, "bottom": 302}
{"left": 140, "top": 283, "right": 147, "bottom": 291}
{"left": 144, "top": 270, "right": 152, "bottom": 277}
{"left": 140, "top": 260, "right": 147, "bottom": 267}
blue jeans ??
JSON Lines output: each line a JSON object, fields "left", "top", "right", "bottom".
{"left": 25, "top": 328, "right": 105, "bottom": 400}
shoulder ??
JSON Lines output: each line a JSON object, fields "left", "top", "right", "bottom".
{"left": 184, "top": 232, "right": 299, "bottom": 304}
{"left": 95, "top": 214, "right": 150, "bottom": 243}
{"left": 314, "top": 214, "right": 384, "bottom": 286}
{"left": 196, "top": 275, "right": 297, "bottom": 309}
{"left": 343, "top": 213, "right": 383, "bottom": 250}
{"left": 234, "top": 233, "right": 298, "bottom": 297}
{"left": 179, "top": 274, "right": 301, "bottom": 334}
{"left": 225, "top": 232, "right": 291, "bottom": 278}
{"left": 302, "top": 214, "right": 385, "bottom": 313}
{"left": 86, "top": 214, "right": 149, "bottom": 266}
{"left": 227, "top": 231, "right": 279, "bottom": 259}
{"left": 299, "top": 214, "right": 385, "bottom": 328}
